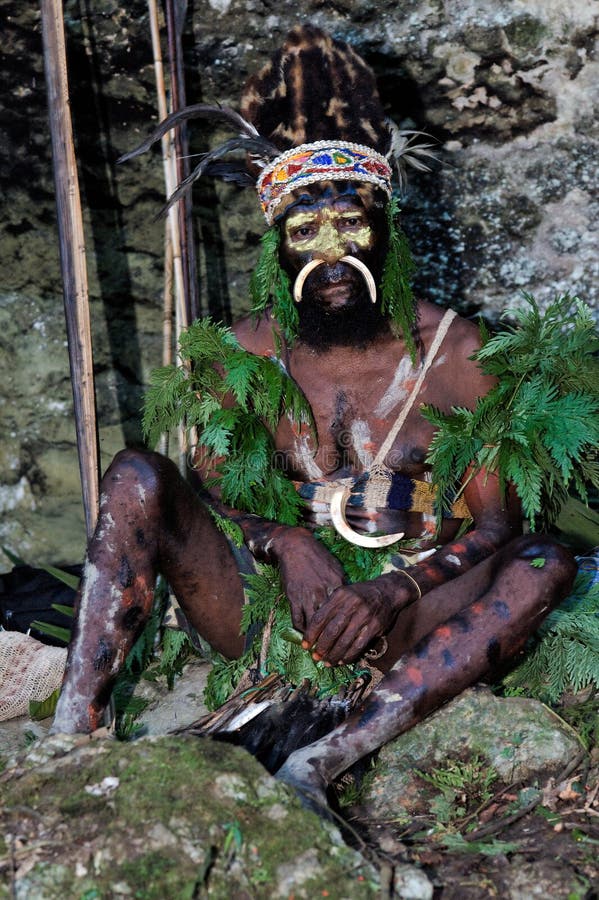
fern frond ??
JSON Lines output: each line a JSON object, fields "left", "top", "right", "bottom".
{"left": 425, "top": 294, "right": 599, "bottom": 530}
{"left": 142, "top": 318, "right": 314, "bottom": 524}
{"left": 249, "top": 227, "right": 281, "bottom": 314}
{"left": 502, "top": 575, "right": 599, "bottom": 702}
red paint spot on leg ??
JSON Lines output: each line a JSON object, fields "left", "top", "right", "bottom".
{"left": 406, "top": 666, "right": 424, "bottom": 686}
{"left": 435, "top": 625, "right": 452, "bottom": 640}
{"left": 88, "top": 703, "right": 101, "bottom": 731}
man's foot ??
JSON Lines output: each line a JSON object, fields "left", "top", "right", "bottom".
{"left": 276, "top": 754, "right": 331, "bottom": 818}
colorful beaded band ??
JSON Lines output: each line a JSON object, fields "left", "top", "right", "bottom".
{"left": 256, "top": 141, "right": 393, "bottom": 224}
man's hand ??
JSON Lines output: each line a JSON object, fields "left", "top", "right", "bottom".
{"left": 301, "top": 577, "right": 405, "bottom": 666}
{"left": 272, "top": 529, "right": 345, "bottom": 633}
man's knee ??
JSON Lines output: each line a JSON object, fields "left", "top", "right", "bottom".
{"left": 101, "top": 448, "right": 176, "bottom": 513}
{"left": 506, "top": 533, "right": 577, "bottom": 597}
{"left": 104, "top": 448, "right": 170, "bottom": 488}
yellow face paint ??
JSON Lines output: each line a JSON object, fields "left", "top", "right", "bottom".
{"left": 283, "top": 206, "right": 374, "bottom": 264}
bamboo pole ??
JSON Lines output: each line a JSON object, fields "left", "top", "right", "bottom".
{"left": 40, "top": 0, "right": 100, "bottom": 539}
{"left": 147, "top": 0, "right": 187, "bottom": 340}
{"left": 147, "top": 0, "right": 190, "bottom": 471}
{"left": 157, "top": 221, "right": 174, "bottom": 457}
{"left": 164, "top": 0, "right": 200, "bottom": 323}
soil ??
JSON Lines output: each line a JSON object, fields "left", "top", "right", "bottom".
{"left": 343, "top": 749, "right": 599, "bottom": 898}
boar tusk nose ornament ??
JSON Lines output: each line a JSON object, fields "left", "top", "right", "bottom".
{"left": 293, "top": 256, "right": 377, "bottom": 304}
{"left": 330, "top": 487, "right": 405, "bottom": 548}
{"left": 293, "top": 259, "right": 324, "bottom": 302}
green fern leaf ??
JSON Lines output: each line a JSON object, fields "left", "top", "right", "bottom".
{"left": 425, "top": 294, "right": 599, "bottom": 530}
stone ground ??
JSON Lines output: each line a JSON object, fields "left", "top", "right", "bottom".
{"left": 1, "top": 660, "right": 597, "bottom": 898}
{"left": 341, "top": 688, "right": 599, "bottom": 899}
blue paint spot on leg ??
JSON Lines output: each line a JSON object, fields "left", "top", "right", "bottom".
{"left": 442, "top": 649, "right": 455, "bottom": 669}
{"left": 414, "top": 637, "right": 429, "bottom": 659}
{"left": 452, "top": 613, "right": 473, "bottom": 633}
{"left": 492, "top": 599, "right": 511, "bottom": 621}
{"left": 93, "top": 638, "right": 114, "bottom": 672}
{"left": 357, "top": 698, "right": 382, "bottom": 728}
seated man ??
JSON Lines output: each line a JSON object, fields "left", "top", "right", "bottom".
{"left": 51, "top": 27, "right": 576, "bottom": 804}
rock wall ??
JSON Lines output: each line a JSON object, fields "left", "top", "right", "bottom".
{"left": 1, "top": 0, "right": 597, "bottom": 567}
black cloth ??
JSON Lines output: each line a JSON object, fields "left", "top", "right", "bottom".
{"left": 0, "top": 564, "right": 81, "bottom": 647}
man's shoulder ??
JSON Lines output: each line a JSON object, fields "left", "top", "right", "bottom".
{"left": 416, "top": 300, "right": 493, "bottom": 404}
{"left": 417, "top": 300, "right": 482, "bottom": 359}
{"left": 232, "top": 311, "right": 281, "bottom": 356}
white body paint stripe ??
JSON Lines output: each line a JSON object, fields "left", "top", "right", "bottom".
{"left": 374, "top": 356, "right": 417, "bottom": 419}
{"left": 350, "top": 419, "right": 374, "bottom": 467}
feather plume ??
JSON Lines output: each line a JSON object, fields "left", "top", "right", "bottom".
{"left": 156, "top": 136, "right": 279, "bottom": 215}
{"left": 117, "top": 103, "right": 281, "bottom": 170}
{"left": 385, "top": 120, "right": 440, "bottom": 191}
{"left": 117, "top": 103, "right": 278, "bottom": 163}
{"left": 118, "top": 103, "right": 280, "bottom": 211}
{"left": 200, "top": 161, "right": 256, "bottom": 186}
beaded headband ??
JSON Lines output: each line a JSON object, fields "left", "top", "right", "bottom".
{"left": 256, "top": 141, "right": 393, "bottom": 225}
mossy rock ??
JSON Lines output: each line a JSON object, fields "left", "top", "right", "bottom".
{"left": 0, "top": 735, "right": 378, "bottom": 898}
{"left": 362, "top": 686, "right": 580, "bottom": 821}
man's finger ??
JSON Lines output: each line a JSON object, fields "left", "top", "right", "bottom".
{"left": 309, "top": 598, "right": 375, "bottom": 663}
{"left": 316, "top": 614, "right": 375, "bottom": 665}
{"left": 302, "top": 589, "right": 347, "bottom": 647}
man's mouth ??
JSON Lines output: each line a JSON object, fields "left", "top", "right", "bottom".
{"left": 306, "top": 263, "right": 358, "bottom": 306}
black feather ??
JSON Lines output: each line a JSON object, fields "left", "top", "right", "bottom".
{"left": 157, "top": 136, "right": 275, "bottom": 215}
{"left": 201, "top": 161, "right": 256, "bottom": 186}
{"left": 117, "top": 103, "right": 279, "bottom": 164}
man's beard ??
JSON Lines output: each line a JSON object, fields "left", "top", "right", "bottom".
{"left": 296, "top": 262, "right": 389, "bottom": 351}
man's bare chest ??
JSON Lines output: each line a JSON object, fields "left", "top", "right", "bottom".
{"left": 275, "top": 350, "right": 439, "bottom": 481}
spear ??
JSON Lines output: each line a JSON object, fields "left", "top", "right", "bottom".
{"left": 40, "top": 0, "right": 100, "bottom": 539}
{"left": 164, "top": 0, "right": 200, "bottom": 323}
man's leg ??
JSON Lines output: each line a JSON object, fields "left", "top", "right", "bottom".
{"left": 51, "top": 449, "right": 246, "bottom": 734}
{"left": 276, "top": 535, "right": 577, "bottom": 804}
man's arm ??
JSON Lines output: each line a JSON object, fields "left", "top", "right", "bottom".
{"left": 207, "top": 496, "right": 346, "bottom": 633}
{"left": 300, "top": 465, "right": 519, "bottom": 665}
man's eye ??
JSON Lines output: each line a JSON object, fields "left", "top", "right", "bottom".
{"left": 341, "top": 216, "right": 363, "bottom": 229}
{"left": 293, "top": 225, "right": 316, "bottom": 239}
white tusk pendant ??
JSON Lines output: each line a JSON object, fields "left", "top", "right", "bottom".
{"left": 330, "top": 487, "right": 404, "bottom": 548}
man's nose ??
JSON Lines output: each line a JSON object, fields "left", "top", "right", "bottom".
{"left": 311, "top": 222, "right": 347, "bottom": 266}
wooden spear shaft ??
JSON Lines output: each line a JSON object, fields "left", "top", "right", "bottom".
{"left": 41, "top": 0, "right": 100, "bottom": 539}
{"left": 164, "top": 0, "right": 200, "bottom": 323}
{"left": 148, "top": 0, "right": 194, "bottom": 472}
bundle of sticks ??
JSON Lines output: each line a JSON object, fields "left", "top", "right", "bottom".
{"left": 173, "top": 668, "right": 376, "bottom": 774}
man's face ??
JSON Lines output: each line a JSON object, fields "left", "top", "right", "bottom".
{"left": 279, "top": 182, "right": 389, "bottom": 348}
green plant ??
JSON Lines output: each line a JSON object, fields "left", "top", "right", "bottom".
{"left": 204, "top": 564, "right": 368, "bottom": 711}
{"left": 423, "top": 294, "right": 599, "bottom": 530}
{"left": 315, "top": 526, "right": 399, "bottom": 582}
{"left": 416, "top": 755, "right": 498, "bottom": 825}
{"left": 222, "top": 820, "right": 244, "bottom": 860}
{"left": 142, "top": 318, "right": 313, "bottom": 525}
{"left": 381, "top": 197, "right": 418, "bottom": 361}
{"left": 439, "top": 832, "right": 519, "bottom": 856}
{"left": 249, "top": 226, "right": 298, "bottom": 344}
{"left": 336, "top": 760, "right": 378, "bottom": 809}
{"left": 554, "top": 692, "right": 599, "bottom": 750}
